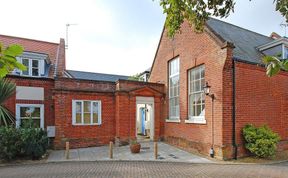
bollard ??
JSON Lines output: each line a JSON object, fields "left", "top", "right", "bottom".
{"left": 109, "top": 141, "right": 113, "bottom": 159}
{"left": 65, "top": 141, "right": 69, "bottom": 159}
{"left": 154, "top": 142, "right": 158, "bottom": 159}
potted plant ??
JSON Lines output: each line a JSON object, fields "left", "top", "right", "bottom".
{"left": 130, "top": 139, "right": 141, "bottom": 153}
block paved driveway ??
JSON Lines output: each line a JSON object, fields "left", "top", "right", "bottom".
{"left": 48, "top": 142, "right": 212, "bottom": 163}
{"left": 0, "top": 161, "right": 287, "bottom": 178}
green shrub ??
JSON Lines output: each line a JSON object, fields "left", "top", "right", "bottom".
{"left": 20, "top": 119, "right": 49, "bottom": 159}
{"left": 20, "top": 128, "right": 48, "bottom": 159}
{"left": 0, "top": 127, "right": 22, "bottom": 160}
{"left": 0, "top": 119, "right": 49, "bottom": 160}
{"left": 243, "top": 124, "right": 280, "bottom": 158}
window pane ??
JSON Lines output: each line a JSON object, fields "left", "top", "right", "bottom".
{"left": 32, "top": 60, "right": 38, "bottom": 67}
{"left": 22, "top": 59, "right": 29, "bottom": 75}
{"left": 195, "top": 70, "right": 200, "bottom": 80}
{"left": 84, "top": 101, "right": 91, "bottom": 112}
{"left": 20, "top": 119, "right": 40, "bottom": 128}
{"left": 32, "top": 68, "right": 39, "bottom": 76}
{"left": 76, "top": 102, "right": 82, "bottom": 113}
{"left": 201, "top": 104, "right": 205, "bottom": 116}
{"left": 201, "top": 68, "right": 205, "bottom": 78}
{"left": 189, "top": 95, "right": 192, "bottom": 115}
{"left": 201, "top": 93, "right": 205, "bottom": 104}
{"left": 20, "top": 107, "right": 40, "bottom": 117}
{"left": 20, "top": 107, "right": 29, "bottom": 117}
{"left": 93, "top": 114, "right": 98, "bottom": 123}
{"left": 196, "top": 105, "right": 201, "bottom": 116}
{"left": 93, "top": 102, "right": 98, "bottom": 113}
{"left": 84, "top": 113, "right": 91, "bottom": 124}
{"left": 31, "top": 107, "right": 40, "bottom": 117}
{"left": 92, "top": 102, "right": 99, "bottom": 124}
{"left": 32, "top": 119, "right": 40, "bottom": 128}
{"left": 76, "top": 113, "right": 81, "bottom": 123}
{"left": 192, "top": 94, "right": 201, "bottom": 105}
{"left": 22, "top": 59, "right": 29, "bottom": 66}
{"left": 200, "top": 78, "right": 205, "bottom": 91}
{"left": 195, "top": 80, "right": 200, "bottom": 92}
{"left": 169, "top": 58, "right": 179, "bottom": 76}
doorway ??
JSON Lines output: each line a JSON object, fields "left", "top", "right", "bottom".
{"left": 136, "top": 97, "right": 154, "bottom": 141}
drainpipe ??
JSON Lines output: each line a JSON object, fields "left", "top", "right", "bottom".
{"left": 232, "top": 58, "right": 237, "bottom": 160}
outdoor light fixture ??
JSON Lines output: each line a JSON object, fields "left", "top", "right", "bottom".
{"left": 203, "top": 81, "right": 216, "bottom": 158}
{"left": 203, "top": 82, "right": 215, "bottom": 100}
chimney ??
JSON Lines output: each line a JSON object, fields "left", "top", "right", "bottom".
{"left": 55, "top": 38, "right": 66, "bottom": 77}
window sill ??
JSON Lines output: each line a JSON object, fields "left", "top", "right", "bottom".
{"left": 165, "top": 119, "right": 181, "bottom": 123}
{"left": 185, "top": 119, "right": 206, "bottom": 124}
{"left": 72, "top": 123, "right": 101, "bottom": 126}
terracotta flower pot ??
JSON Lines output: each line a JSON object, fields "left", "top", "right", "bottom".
{"left": 130, "top": 143, "right": 141, "bottom": 153}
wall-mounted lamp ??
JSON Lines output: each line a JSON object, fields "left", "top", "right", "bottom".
{"left": 203, "top": 81, "right": 215, "bottom": 158}
{"left": 203, "top": 82, "right": 215, "bottom": 101}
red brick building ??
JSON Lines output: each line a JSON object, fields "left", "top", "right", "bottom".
{"left": 149, "top": 18, "right": 288, "bottom": 159}
{"left": 1, "top": 18, "right": 288, "bottom": 160}
{"left": 0, "top": 34, "right": 165, "bottom": 150}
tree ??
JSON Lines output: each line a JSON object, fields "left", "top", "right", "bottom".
{"left": 128, "top": 73, "right": 144, "bottom": 81}
{"left": 158, "top": 0, "right": 288, "bottom": 76}
{"left": 0, "top": 43, "right": 26, "bottom": 78}
{"left": 263, "top": 55, "right": 288, "bottom": 77}
{"left": 0, "top": 43, "right": 26, "bottom": 126}
{"left": 0, "top": 79, "right": 16, "bottom": 126}
{"left": 159, "top": 0, "right": 288, "bottom": 38}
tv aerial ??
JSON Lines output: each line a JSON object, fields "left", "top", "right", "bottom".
{"left": 280, "top": 23, "right": 288, "bottom": 37}
{"left": 65, "top": 23, "right": 78, "bottom": 49}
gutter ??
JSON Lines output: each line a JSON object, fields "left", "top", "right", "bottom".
{"left": 232, "top": 57, "right": 237, "bottom": 160}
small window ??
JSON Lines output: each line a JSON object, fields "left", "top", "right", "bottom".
{"left": 16, "top": 104, "right": 44, "bottom": 128}
{"left": 188, "top": 65, "right": 205, "bottom": 123}
{"left": 21, "top": 58, "right": 40, "bottom": 77}
{"left": 22, "top": 59, "right": 29, "bottom": 75}
{"left": 168, "top": 57, "right": 180, "bottom": 120}
{"left": 72, "top": 100, "right": 101, "bottom": 125}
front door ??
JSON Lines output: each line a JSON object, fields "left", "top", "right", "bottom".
{"left": 136, "top": 97, "right": 154, "bottom": 141}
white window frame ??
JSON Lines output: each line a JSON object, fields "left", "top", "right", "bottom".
{"left": 72, "top": 100, "right": 102, "bottom": 126}
{"left": 284, "top": 45, "right": 288, "bottom": 59}
{"left": 168, "top": 57, "right": 180, "bottom": 121}
{"left": 15, "top": 104, "right": 44, "bottom": 128}
{"left": 187, "top": 65, "right": 206, "bottom": 124}
{"left": 20, "top": 58, "right": 40, "bottom": 77}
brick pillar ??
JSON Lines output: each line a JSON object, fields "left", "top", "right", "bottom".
{"left": 115, "top": 92, "right": 132, "bottom": 145}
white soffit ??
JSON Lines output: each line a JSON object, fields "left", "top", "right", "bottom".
{"left": 16, "top": 86, "right": 44, "bottom": 100}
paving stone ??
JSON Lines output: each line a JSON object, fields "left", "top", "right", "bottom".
{"left": 47, "top": 142, "right": 213, "bottom": 163}
{"left": 0, "top": 161, "right": 287, "bottom": 178}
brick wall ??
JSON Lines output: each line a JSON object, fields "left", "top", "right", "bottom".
{"left": 115, "top": 81, "right": 165, "bottom": 144}
{"left": 54, "top": 79, "right": 164, "bottom": 149}
{"left": 53, "top": 90, "right": 116, "bottom": 149}
{"left": 4, "top": 75, "right": 55, "bottom": 127}
{"left": 149, "top": 21, "right": 230, "bottom": 159}
{"left": 231, "top": 61, "right": 288, "bottom": 157}
{"left": 55, "top": 78, "right": 116, "bottom": 92}
{"left": 149, "top": 20, "right": 288, "bottom": 160}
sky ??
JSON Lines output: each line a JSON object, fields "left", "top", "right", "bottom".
{"left": 0, "top": 0, "right": 286, "bottom": 76}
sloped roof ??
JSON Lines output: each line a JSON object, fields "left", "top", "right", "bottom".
{"left": 66, "top": 70, "right": 129, "bottom": 82}
{"left": 206, "top": 18, "right": 274, "bottom": 64}
{"left": 0, "top": 34, "right": 59, "bottom": 64}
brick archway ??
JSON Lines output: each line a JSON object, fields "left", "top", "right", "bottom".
{"left": 115, "top": 81, "right": 164, "bottom": 145}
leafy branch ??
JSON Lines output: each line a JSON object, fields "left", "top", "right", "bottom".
{"left": 158, "top": 0, "right": 288, "bottom": 38}
{"left": 0, "top": 43, "right": 26, "bottom": 78}
{"left": 263, "top": 56, "right": 288, "bottom": 77}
